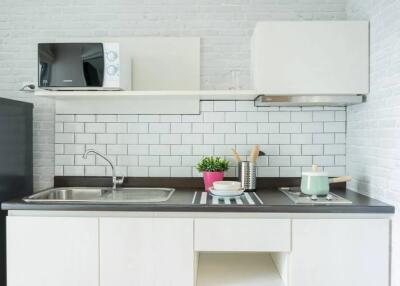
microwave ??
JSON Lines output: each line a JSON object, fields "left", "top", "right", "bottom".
{"left": 38, "top": 42, "right": 130, "bottom": 90}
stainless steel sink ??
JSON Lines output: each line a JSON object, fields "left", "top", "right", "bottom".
{"left": 23, "top": 187, "right": 175, "bottom": 204}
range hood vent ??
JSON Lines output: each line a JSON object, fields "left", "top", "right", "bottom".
{"left": 254, "top": 94, "right": 364, "bottom": 107}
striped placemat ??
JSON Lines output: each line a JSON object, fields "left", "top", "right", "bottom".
{"left": 192, "top": 192, "right": 264, "bottom": 205}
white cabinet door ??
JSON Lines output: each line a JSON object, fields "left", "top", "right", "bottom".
{"left": 100, "top": 217, "right": 194, "bottom": 286}
{"left": 252, "top": 21, "right": 369, "bottom": 95}
{"left": 290, "top": 219, "right": 390, "bottom": 286}
{"left": 7, "top": 216, "right": 99, "bottom": 286}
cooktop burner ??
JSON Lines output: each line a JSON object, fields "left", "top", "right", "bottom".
{"left": 280, "top": 187, "right": 352, "bottom": 205}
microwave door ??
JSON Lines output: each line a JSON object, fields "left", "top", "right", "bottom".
{"left": 38, "top": 43, "right": 104, "bottom": 88}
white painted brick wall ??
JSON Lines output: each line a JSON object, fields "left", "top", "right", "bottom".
{"left": 0, "top": 0, "right": 346, "bottom": 190}
{"left": 55, "top": 102, "right": 346, "bottom": 177}
{"left": 347, "top": 1, "right": 400, "bottom": 285}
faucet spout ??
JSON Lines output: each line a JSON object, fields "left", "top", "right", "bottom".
{"left": 82, "top": 149, "right": 124, "bottom": 191}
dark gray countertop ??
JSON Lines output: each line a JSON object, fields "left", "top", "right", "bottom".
{"left": 1, "top": 187, "right": 395, "bottom": 214}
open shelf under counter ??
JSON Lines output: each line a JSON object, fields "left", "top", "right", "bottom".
{"left": 36, "top": 89, "right": 257, "bottom": 114}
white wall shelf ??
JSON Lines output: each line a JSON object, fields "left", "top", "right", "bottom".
{"left": 36, "top": 90, "right": 364, "bottom": 114}
{"left": 36, "top": 89, "right": 258, "bottom": 100}
{"left": 35, "top": 90, "right": 258, "bottom": 114}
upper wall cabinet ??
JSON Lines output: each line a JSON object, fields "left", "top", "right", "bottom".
{"left": 252, "top": 21, "right": 369, "bottom": 95}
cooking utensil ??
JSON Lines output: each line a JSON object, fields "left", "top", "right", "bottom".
{"left": 249, "top": 145, "right": 260, "bottom": 163}
{"left": 231, "top": 148, "right": 241, "bottom": 162}
{"left": 300, "top": 164, "right": 352, "bottom": 196}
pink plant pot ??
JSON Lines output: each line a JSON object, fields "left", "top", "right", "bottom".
{"left": 203, "top": 171, "right": 224, "bottom": 191}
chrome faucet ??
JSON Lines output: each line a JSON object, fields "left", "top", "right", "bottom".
{"left": 82, "top": 149, "right": 124, "bottom": 191}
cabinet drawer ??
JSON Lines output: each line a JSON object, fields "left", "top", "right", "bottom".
{"left": 194, "top": 219, "right": 290, "bottom": 252}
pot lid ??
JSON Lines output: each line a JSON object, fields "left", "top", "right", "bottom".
{"left": 302, "top": 164, "right": 328, "bottom": 177}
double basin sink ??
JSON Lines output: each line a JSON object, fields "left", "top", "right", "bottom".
{"left": 24, "top": 187, "right": 175, "bottom": 204}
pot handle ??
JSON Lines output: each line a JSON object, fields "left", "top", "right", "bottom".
{"left": 329, "top": 176, "right": 352, "bottom": 184}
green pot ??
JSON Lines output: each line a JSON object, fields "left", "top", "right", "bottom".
{"left": 300, "top": 171, "right": 330, "bottom": 196}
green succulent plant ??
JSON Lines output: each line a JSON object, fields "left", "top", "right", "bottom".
{"left": 196, "top": 156, "right": 229, "bottom": 172}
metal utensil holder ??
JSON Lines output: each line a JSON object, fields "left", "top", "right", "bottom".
{"left": 238, "top": 161, "right": 256, "bottom": 190}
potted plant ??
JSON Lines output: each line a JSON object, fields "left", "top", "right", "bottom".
{"left": 196, "top": 156, "right": 229, "bottom": 191}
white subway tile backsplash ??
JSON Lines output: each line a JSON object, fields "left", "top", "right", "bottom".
{"left": 246, "top": 112, "right": 268, "bottom": 122}
{"left": 75, "top": 134, "right": 95, "bottom": 144}
{"left": 96, "top": 134, "right": 117, "bottom": 144}
{"left": 291, "top": 134, "right": 312, "bottom": 144}
{"left": 193, "top": 145, "right": 214, "bottom": 155}
{"left": 225, "top": 134, "right": 246, "bottom": 144}
{"left": 76, "top": 115, "right": 95, "bottom": 122}
{"left": 313, "top": 111, "right": 335, "bottom": 122}
{"left": 128, "top": 123, "right": 148, "bottom": 133}
{"left": 149, "top": 123, "right": 171, "bottom": 133}
{"left": 200, "top": 101, "right": 213, "bottom": 112}
{"left": 85, "top": 123, "right": 106, "bottom": 133}
{"left": 291, "top": 156, "right": 312, "bottom": 166}
{"left": 269, "top": 112, "right": 290, "bottom": 122}
{"left": 149, "top": 167, "right": 170, "bottom": 177}
{"left": 258, "top": 123, "right": 279, "bottom": 133}
{"left": 203, "top": 112, "right": 224, "bottom": 122}
{"left": 160, "top": 156, "right": 181, "bottom": 166}
{"left": 171, "top": 167, "right": 192, "bottom": 177}
{"left": 313, "top": 133, "right": 334, "bottom": 144}
{"left": 118, "top": 155, "right": 138, "bottom": 166}
{"left": 182, "top": 134, "right": 203, "bottom": 144}
{"left": 117, "top": 115, "right": 139, "bottom": 122}
{"left": 139, "top": 134, "right": 159, "bottom": 144}
{"left": 279, "top": 123, "right": 301, "bottom": 133}
{"left": 171, "top": 123, "right": 191, "bottom": 133}
{"left": 313, "top": 156, "right": 335, "bottom": 166}
{"left": 324, "top": 144, "right": 346, "bottom": 155}
{"left": 55, "top": 102, "right": 346, "bottom": 177}
{"left": 55, "top": 133, "right": 74, "bottom": 144}
{"left": 139, "top": 115, "right": 160, "bottom": 122}
{"left": 64, "top": 144, "right": 85, "bottom": 155}
{"left": 85, "top": 166, "right": 106, "bottom": 176}
{"left": 64, "top": 166, "right": 84, "bottom": 176}
{"left": 302, "top": 122, "right": 324, "bottom": 133}
{"left": 106, "top": 123, "right": 127, "bottom": 133}
{"left": 280, "top": 167, "right": 301, "bottom": 177}
{"left": 247, "top": 134, "right": 268, "bottom": 144}
{"left": 236, "top": 123, "right": 257, "bottom": 133}
{"left": 257, "top": 167, "right": 279, "bottom": 177}
{"left": 56, "top": 115, "right": 74, "bottom": 122}
{"left": 302, "top": 145, "right": 324, "bottom": 155}
{"left": 214, "top": 123, "right": 235, "bottom": 133}
{"left": 160, "top": 134, "right": 182, "bottom": 144}
{"left": 128, "top": 167, "right": 149, "bottom": 177}
{"left": 269, "top": 156, "right": 290, "bottom": 166}
{"left": 324, "top": 122, "right": 346, "bottom": 133}
{"left": 225, "top": 112, "right": 247, "bottom": 122}
{"left": 64, "top": 122, "right": 84, "bottom": 133}
{"left": 269, "top": 134, "right": 290, "bottom": 144}
{"left": 214, "top": 101, "right": 235, "bottom": 111}
{"left": 291, "top": 112, "right": 312, "bottom": 122}
{"left": 280, "top": 145, "right": 301, "bottom": 156}
{"left": 107, "top": 144, "right": 128, "bottom": 155}
{"left": 204, "top": 134, "right": 224, "bottom": 144}
{"left": 97, "top": 115, "right": 116, "bottom": 122}
{"left": 139, "top": 156, "right": 159, "bottom": 166}
{"left": 192, "top": 123, "right": 213, "bottom": 133}
{"left": 117, "top": 134, "right": 138, "bottom": 144}
{"left": 150, "top": 145, "right": 170, "bottom": 155}
{"left": 128, "top": 145, "right": 149, "bottom": 155}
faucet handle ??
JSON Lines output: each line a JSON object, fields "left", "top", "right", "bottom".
{"left": 115, "top": 176, "right": 125, "bottom": 186}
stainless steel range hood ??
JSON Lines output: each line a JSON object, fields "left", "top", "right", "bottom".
{"left": 254, "top": 94, "right": 364, "bottom": 107}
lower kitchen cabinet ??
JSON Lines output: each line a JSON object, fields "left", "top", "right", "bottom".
{"left": 99, "top": 217, "right": 194, "bottom": 286}
{"left": 289, "top": 219, "right": 390, "bottom": 286}
{"left": 6, "top": 216, "right": 99, "bottom": 286}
